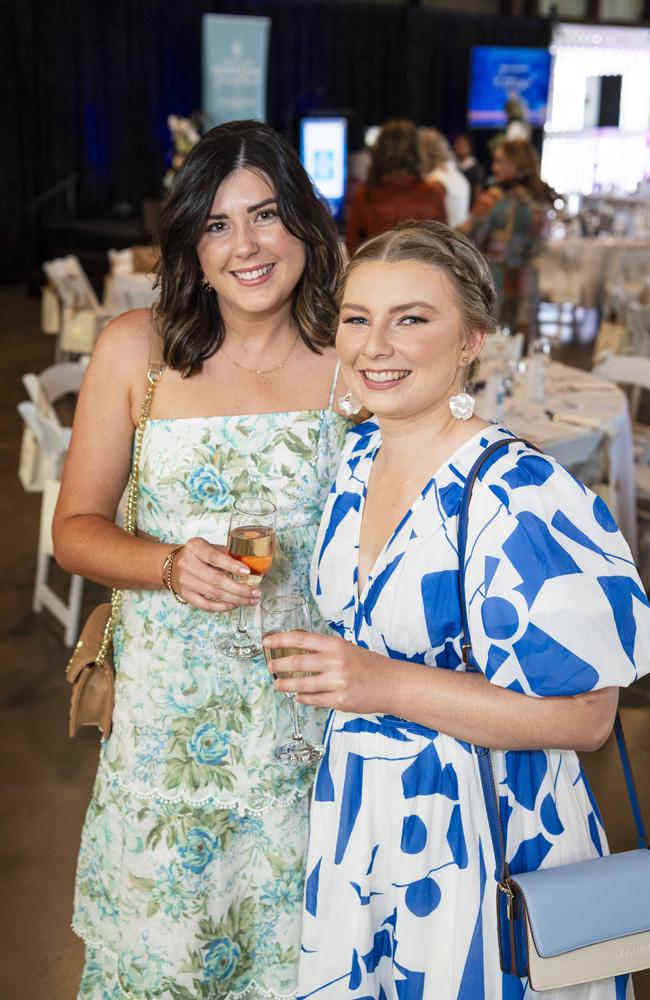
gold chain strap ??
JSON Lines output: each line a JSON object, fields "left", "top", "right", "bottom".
{"left": 96, "top": 364, "right": 163, "bottom": 665}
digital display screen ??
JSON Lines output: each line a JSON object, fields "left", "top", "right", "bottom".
{"left": 300, "top": 117, "right": 347, "bottom": 219}
{"left": 468, "top": 46, "right": 551, "bottom": 129}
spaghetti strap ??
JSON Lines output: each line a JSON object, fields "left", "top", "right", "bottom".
{"left": 327, "top": 359, "right": 341, "bottom": 411}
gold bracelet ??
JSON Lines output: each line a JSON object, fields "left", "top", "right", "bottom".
{"left": 161, "top": 546, "right": 188, "bottom": 604}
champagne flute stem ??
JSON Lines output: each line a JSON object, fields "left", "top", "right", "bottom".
{"left": 236, "top": 602, "right": 248, "bottom": 636}
{"left": 286, "top": 693, "right": 303, "bottom": 741}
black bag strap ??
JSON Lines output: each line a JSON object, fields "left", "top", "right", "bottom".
{"left": 456, "top": 436, "right": 649, "bottom": 890}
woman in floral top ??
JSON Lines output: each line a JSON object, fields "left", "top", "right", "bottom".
{"left": 53, "top": 121, "right": 351, "bottom": 999}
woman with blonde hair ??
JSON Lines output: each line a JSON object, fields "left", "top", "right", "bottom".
{"left": 266, "top": 220, "right": 648, "bottom": 998}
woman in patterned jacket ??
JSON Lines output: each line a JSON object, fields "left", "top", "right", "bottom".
{"left": 462, "top": 139, "right": 554, "bottom": 341}
{"left": 265, "top": 220, "right": 650, "bottom": 999}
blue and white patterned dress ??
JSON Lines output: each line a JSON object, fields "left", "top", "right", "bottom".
{"left": 298, "top": 421, "right": 650, "bottom": 1000}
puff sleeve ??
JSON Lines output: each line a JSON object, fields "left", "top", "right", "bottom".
{"left": 464, "top": 446, "right": 650, "bottom": 697}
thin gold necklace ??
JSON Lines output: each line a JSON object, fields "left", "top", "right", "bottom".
{"left": 220, "top": 332, "right": 300, "bottom": 375}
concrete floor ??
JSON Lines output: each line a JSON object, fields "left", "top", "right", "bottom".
{"left": 1, "top": 286, "right": 650, "bottom": 999}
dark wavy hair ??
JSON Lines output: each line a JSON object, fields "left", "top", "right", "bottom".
{"left": 368, "top": 120, "right": 422, "bottom": 187}
{"left": 342, "top": 221, "right": 498, "bottom": 389}
{"left": 154, "top": 120, "right": 342, "bottom": 376}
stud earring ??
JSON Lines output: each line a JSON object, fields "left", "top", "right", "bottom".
{"left": 462, "top": 355, "right": 470, "bottom": 363}
{"left": 448, "top": 392, "right": 475, "bottom": 420}
{"left": 201, "top": 274, "right": 213, "bottom": 291}
{"left": 338, "top": 390, "right": 362, "bottom": 417}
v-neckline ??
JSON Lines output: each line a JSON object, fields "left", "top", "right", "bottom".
{"left": 354, "top": 424, "right": 499, "bottom": 604}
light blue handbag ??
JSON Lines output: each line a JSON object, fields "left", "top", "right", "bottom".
{"left": 458, "top": 438, "right": 650, "bottom": 991}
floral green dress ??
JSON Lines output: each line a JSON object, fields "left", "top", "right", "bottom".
{"left": 73, "top": 378, "right": 349, "bottom": 1000}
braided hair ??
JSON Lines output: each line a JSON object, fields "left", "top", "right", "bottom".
{"left": 339, "top": 220, "right": 498, "bottom": 389}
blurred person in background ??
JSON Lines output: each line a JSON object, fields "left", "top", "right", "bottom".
{"left": 345, "top": 119, "right": 447, "bottom": 253}
{"left": 462, "top": 138, "right": 554, "bottom": 339}
{"left": 453, "top": 133, "right": 485, "bottom": 204}
{"left": 504, "top": 94, "right": 532, "bottom": 141}
{"left": 420, "top": 128, "right": 471, "bottom": 227}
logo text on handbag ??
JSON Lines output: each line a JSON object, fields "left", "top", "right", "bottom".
{"left": 617, "top": 942, "right": 650, "bottom": 959}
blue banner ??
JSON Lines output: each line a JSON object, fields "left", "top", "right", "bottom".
{"left": 468, "top": 46, "right": 551, "bottom": 129}
{"left": 202, "top": 14, "right": 271, "bottom": 128}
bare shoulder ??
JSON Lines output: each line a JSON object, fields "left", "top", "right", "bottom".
{"left": 80, "top": 309, "right": 154, "bottom": 423}
{"left": 92, "top": 308, "right": 152, "bottom": 373}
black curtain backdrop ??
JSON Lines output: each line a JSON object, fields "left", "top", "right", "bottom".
{"left": 2, "top": 0, "right": 551, "bottom": 283}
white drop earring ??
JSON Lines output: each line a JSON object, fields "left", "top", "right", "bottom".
{"left": 448, "top": 392, "right": 475, "bottom": 420}
{"left": 449, "top": 352, "right": 475, "bottom": 420}
{"left": 338, "top": 390, "right": 362, "bottom": 417}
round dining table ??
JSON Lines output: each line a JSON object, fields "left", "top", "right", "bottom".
{"left": 476, "top": 359, "right": 638, "bottom": 559}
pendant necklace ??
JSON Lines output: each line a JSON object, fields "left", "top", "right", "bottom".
{"left": 221, "top": 332, "right": 300, "bottom": 375}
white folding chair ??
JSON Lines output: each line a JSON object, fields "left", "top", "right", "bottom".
{"left": 17, "top": 401, "right": 71, "bottom": 483}
{"left": 627, "top": 303, "right": 650, "bottom": 358}
{"left": 43, "top": 254, "right": 101, "bottom": 310}
{"left": 34, "top": 480, "right": 84, "bottom": 647}
{"left": 592, "top": 354, "right": 650, "bottom": 505}
{"left": 604, "top": 251, "right": 650, "bottom": 326}
{"left": 42, "top": 255, "right": 110, "bottom": 359}
{"left": 22, "top": 362, "right": 86, "bottom": 428}
{"left": 16, "top": 402, "right": 83, "bottom": 645}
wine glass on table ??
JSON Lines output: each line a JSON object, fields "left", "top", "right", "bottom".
{"left": 215, "top": 496, "right": 276, "bottom": 658}
{"left": 261, "top": 595, "right": 324, "bottom": 766}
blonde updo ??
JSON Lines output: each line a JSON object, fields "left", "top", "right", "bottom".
{"left": 340, "top": 220, "right": 498, "bottom": 388}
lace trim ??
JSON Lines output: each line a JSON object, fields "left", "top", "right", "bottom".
{"left": 72, "top": 923, "right": 297, "bottom": 999}
{"left": 104, "top": 768, "right": 311, "bottom": 817}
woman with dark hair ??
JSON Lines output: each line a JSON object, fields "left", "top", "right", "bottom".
{"left": 462, "top": 138, "right": 555, "bottom": 339}
{"left": 265, "top": 221, "right": 648, "bottom": 998}
{"left": 345, "top": 119, "right": 447, "bottom": 253}
{"left": 53, "top": 120, "right": 350, "bottom": 999}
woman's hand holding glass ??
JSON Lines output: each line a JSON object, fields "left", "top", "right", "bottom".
{"left": 262, "top": 628, "right": 387, "bottom": 717}
{"left": 215, "top": 497, "right": 277, "bottom": 658}
{"left": 168, "top": 536, "right": 263, "bottom": 612}
{"left": 261, "top": 596, "right": 324, "bottom": 765}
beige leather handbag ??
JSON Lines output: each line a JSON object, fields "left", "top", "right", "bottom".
{"left": 65, "top": 330, "right": 164, "bottom": 738}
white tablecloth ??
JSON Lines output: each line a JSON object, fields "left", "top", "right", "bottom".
{"left": 477, "top": 360, "right": 637, "bottom": 558}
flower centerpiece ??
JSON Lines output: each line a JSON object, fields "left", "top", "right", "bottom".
{"left": 163, "top": 113, "right": 202, "bottom": 190}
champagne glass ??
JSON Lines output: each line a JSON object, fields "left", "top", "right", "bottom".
{"left": 215, "top": 496, "right": 276, "bottom": 658}
{"left": 261, "top": 595, "right": 324, "bottom": 766}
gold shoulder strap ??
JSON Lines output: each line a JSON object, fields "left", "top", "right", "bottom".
{"left": 96, "top": 327, "right": 165, "bottom": 666}
{"left": 124, "top": 327, "right": 165, "bottom": 532}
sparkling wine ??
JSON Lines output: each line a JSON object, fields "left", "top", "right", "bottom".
{"left": 228, "top": 525, "right": 275, "bottom": 582}
{"left": 264, "top": 642, "right": 310, "bottom": 679}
